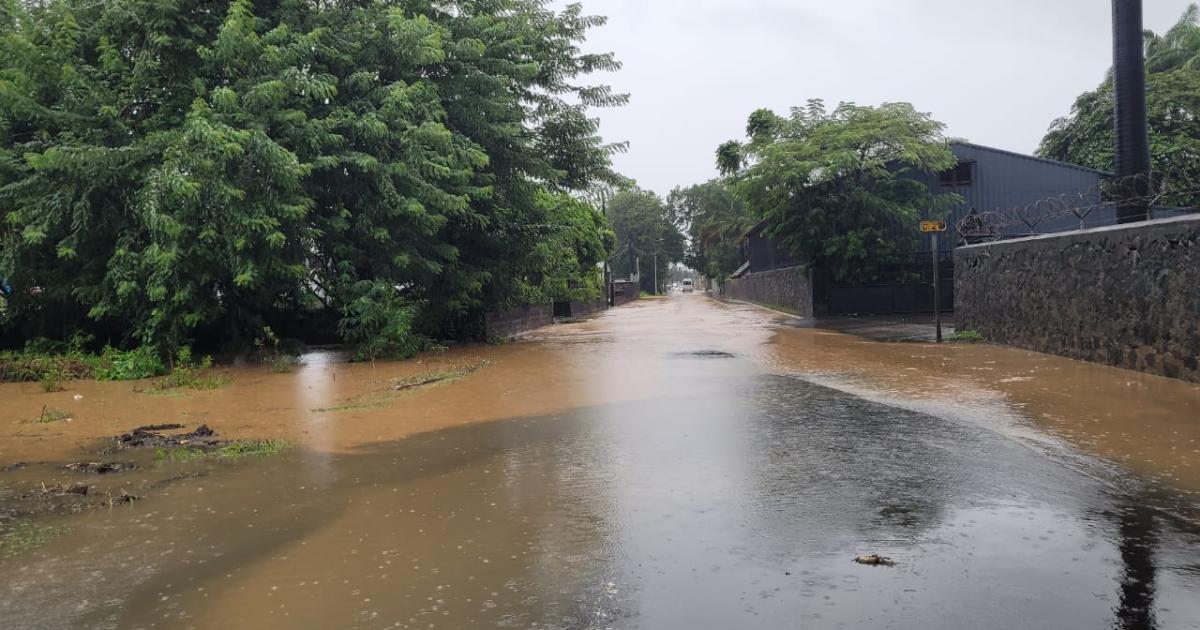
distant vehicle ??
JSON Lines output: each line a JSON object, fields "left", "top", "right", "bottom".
{"left": 682, "top": 279, "right": 694, "bottom": 293}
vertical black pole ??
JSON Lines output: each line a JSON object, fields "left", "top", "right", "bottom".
{"left": 1113, "top": 0, "right": 1152, "bottom": 222}
{"left": 932, "top": 233, "right": 942, "bottom": 343}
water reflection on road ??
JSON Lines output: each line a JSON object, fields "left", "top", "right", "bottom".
{"left": 1, "top": 295, "right": 1199, "bottom": 629}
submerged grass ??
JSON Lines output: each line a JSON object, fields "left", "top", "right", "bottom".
{"left": 0, "top": 521, "right": 65, "bottom": 558}
{"left": 25, "top": 406, "right": 71, "bottom": 424}
{"left": 312, "top": 361, "right": 490, "bottom": 414}
{"left": 154, "top": 439, "right": 291, "bottom": 462}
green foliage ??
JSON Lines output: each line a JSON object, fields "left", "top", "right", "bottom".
{"left": 153, "top": 347, "right": 227, "bottom": 390}
{"left": 0, "top": 0, "right": 622, "bottom": 351}
{"left": 510, "top": 192, "right": 611, "bottom": 305}
{"left": 607, "top": 189, "right": 686, "bottom": 293}
{"left": 338, "top": 281, "right": 426, "bottom": 362}
{"left": 946, "top": 330, "right": 984, "bottom": 343}
{"left": 94, "top": 346, "right": 165, "bottom": 381}
{"left": 722, "top": 100, "right": 958, "bottom": 282}
{"left": 669, "top": 181, "right": 753, "bottom": 283}
{"left": 1040, "top": 4, "right": 1200, "bottom": 207}
{"left": 254, "top": 325, "right": 294, "bottom": 373}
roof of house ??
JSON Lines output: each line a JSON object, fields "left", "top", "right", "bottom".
{"left": 949, "top": 141, "right": 1111, "bottom": 177}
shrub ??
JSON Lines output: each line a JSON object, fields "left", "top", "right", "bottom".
{"left": 338, "top": 282, "right": 428, "bottom": 362}
{"left": 95, "top": 346, "right": 167, "bottom": 381}
{"left": 947, "top": 330, "right": 985, "bottom": 343}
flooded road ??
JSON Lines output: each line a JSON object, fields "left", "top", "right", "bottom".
{"left": 2, "top": 295, "right": 1200, "bottom": 629}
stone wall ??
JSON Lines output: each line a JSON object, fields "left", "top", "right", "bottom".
{"left": 611, "top": 281, "right": 640, "bottom": 307}
{"left": 724, "top": 265, "right": 814, "bottom": 317}
{"left": 955, "top": 215, "right": 1200, "bottom": 382}
{"left": 568, "top": 299, "right": 608, "bottom": 318}
{"left": 483, "top": 304, "right": 554, "bottom": 340}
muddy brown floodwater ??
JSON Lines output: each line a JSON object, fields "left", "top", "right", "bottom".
{"left": 2, "top": 294, "right": 1199, "bottom": 629}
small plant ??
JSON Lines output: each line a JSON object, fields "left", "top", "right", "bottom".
{"left": 39, "top": 366, "right": 67, "bottom": 392}
{"left": 255, "top": 326, "right": 296, "bottom": 373}
{"left": 152, "top": 348, "right": 228, "bottom": 391}
{"left": 33, "top": 406, "right": 71, "bottom": 423}
{"left": 947, "top": 330, "right": 985, "bottom": 343}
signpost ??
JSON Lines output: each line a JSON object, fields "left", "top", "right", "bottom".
{"left": 920, "top": 220, "right": 948, "bottom": 343}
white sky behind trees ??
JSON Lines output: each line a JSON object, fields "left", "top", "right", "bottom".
{"left": 561, "top": 0, "right": 1192, "bottom": 194}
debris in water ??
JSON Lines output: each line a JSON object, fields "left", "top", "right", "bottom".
{"left": 64, "top": 462, "right": 136, "bottom": 475}
{"left": 116, "top": 424, "right": 219, "bottom": 449}
{"left": 669, "top": 350, "right": 736, "bottom": 359}
{"left": 853, "top": 554, "right": 896, "bottom": 567}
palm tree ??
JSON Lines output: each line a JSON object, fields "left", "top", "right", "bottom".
{"left": 1144, "top": 3, "right": 1200, "bottom": 73}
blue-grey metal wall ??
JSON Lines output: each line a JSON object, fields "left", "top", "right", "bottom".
{"left": 910, "top": 142, "right": 1108, "bottom": 252}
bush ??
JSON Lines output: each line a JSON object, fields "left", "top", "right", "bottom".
{"left": 95, "top": 346, "right": 166, "bottom": 381}
{"left": 947, "top": 330, "right": 985, "bottom": 343}
{"left": 338, "top": 283, "right": 428, "bottom": 362}
{"left": 153, "top": 348, "right": 227, "bottom": 390}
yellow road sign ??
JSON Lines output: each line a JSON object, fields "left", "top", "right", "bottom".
{"left": 920, "top": 220, "right": 947, "bottom": 233}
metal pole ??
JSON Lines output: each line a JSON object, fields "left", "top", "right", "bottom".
{"left": 653, "top": 253, "right": 658, "bottom": 295}
{"left": 932, "top": 233, "right": 942, "bottom": 343}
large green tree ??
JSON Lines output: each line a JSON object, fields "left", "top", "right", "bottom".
{"left": 721, "top": 100, "right": 957, "bottom": 282}
{"left": 0, "top": 0, "right": 621, "bottom": 353}
{"left": 668, "top": 180, "right": 752, "bottom": 284}
{"left": 606, "top": 188, "right": 685, "bottom": 293}
{"left": 1040, "top": 4, "right": 1200, "bottom": 208}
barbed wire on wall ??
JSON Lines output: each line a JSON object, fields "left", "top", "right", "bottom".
{"left": 954, "top": 174, "right": 1199, "bottom": 244}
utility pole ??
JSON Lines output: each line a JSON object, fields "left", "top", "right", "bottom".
{"left": 921, "top": 220, "right": 946, "bottom": 343}
{"left": 1112, "top": 0, "right": 1152, "bottom": 222}
{"left": 653, "top": 252, "right": 658, "bottom": 295}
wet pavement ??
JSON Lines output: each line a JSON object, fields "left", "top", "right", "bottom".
{"left": 2, "top": 295, "right": 1200, "bottom": 629}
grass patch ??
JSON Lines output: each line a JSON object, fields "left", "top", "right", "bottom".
{"left": 311, "top": 362, "right": 488, "bottom": 414}
{"left": 155, "top": 439, "right": 290, "bottom": 462}
{"left": 392, "top": 363, "right": 483, "bottom": 391}
{"left": 0, "top": 521, "right": 65, "bottom": 558}
{"left": 946, "top": 330, "right": 985, "bottom": 343}
{"left": 146, "top": 348, "right": 229, "bottom": 392}
{"left": 27, "top": 406, "right": 71, "bottom": 424}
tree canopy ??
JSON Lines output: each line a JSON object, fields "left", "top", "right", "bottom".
{"left": 606, "top": 188, "right": 685, "bottom": 293}
{"left": 0, "top": 0, "right": 622, "bottom": 354}
{"left": 719, "top": 100, "right": 957, "bottom": 282}
{"left": 1040, "top": 3, "right": 1200, "bottom": 208}
{"left": 668, "top": 180, "right": 752, "bottom": 283}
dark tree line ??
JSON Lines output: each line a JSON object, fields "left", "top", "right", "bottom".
{"left": 0, "top": 0, "right": 622, "bottom": 357}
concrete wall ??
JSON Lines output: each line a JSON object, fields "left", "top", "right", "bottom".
{"left": 724, "top": 265, "right": 814, "bottom": 317}
{"left": 483, "top": 304, "right": 554, "bottom": 340}
{"left": 955, "top": 215, "right": 1200, "bottom": 382}
{"left": 611, "top": 281, "right": 640, "bottom": 307}
{"left": 568, "top": 299, "right": 608, "bottom": 318}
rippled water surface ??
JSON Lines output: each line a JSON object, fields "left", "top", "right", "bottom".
{"left": 2, "top": 295, "right": 1199, "bottom": 629}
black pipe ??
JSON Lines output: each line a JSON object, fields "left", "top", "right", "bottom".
{"left": 1112, "top": 0, "right": 1152, "bottom": 223}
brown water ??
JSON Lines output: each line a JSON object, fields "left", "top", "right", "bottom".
{"left": 2, "top": 295, "right": 1199, "bottom": 629}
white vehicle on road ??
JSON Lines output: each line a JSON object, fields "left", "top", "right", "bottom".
{"left": 681, "top": 278, "right": 694, "bottom": 293}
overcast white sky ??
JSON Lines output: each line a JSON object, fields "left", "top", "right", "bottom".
{"left": 562, "top": 0, "right": 1192, "bottom": 194}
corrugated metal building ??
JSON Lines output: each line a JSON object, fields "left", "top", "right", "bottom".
{"left": 738, "top": 142, "right": 1124, "bottom": 314}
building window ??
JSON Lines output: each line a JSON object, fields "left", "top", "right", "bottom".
{"left": 939, "top": 162, "right": 973, "bottom": 188}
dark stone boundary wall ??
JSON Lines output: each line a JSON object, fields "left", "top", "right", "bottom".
{"left": 724, "top": 266, "right": 814, "bottom": 317}
{"left": 612, "top": 281, "right": 640, "bottom": 307}
{"left": 484, "top": 304, "right": 554, "bottom": 340}
{"left": 955, "top": 215, "right": 1200, "bottom": 382}
{"left": 569, "top": 299, "right": 608, "bottom": 318}
{"left": 484, "top": 285, "right": 640, "bottom": 339}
